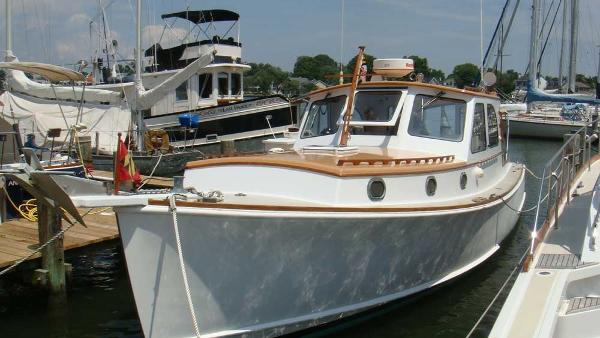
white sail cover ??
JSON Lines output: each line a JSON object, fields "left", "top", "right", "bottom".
{"left": 0, "top": 91, "right": 131, "bottom": 153}
{"left": 3, "top": 56, "right": 122, "bottom": 105}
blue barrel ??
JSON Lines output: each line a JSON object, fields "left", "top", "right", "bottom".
{"left": 178, "top": 113, "right": 200, "bottom": 127}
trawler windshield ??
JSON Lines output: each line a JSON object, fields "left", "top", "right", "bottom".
{"left": 301, "top": 95, "right": 347, "bottom": 138}
{"left": 408, "top": 95, "right": 466, "bottom": 142}
{"left": 351, "top": 91, "right": 403, "bottom": 123}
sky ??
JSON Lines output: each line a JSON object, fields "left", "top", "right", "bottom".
{"left": 1, "top": 0, "right": 599, "bottom": 77}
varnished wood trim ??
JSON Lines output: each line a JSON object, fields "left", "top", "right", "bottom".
{"left": 186, "top": 152, "right": 502, "bottom": 177}
{"left": 337, "top": 155, "right": 455, "bottom": 166}
{"left": 45, "top": 162, "right": 83, "bottom": 170}
{"left": 149, "top": 164, "right": 524, "bottom": 213}
{"left": 308, "top": 81, "right": 499, "bottom": 99}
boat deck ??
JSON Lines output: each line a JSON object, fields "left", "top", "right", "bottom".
{"left": 0, "top": 209, "right": 118, "bottom": 269}
{"left": 490, "top": 158, "right": 600, "bottom": 338}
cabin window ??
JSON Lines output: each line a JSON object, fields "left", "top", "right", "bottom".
{"left": 351, "top": 91, "right": 401, "bottom": 122}
{"left": 175, "top": 81, "right": 188, "bottom": 102}
{"left": 218, "top": 72, "right": 229, "bottom": 96}
{"left": 231, "top": 73, "right": 241, "bottom": 95}
{"left": 408, "top": 95, "right": 466, "bottom": 142}
{"left": 199, "top": 73, "right": 212, "bottom": 99}
{"left": 301, "top": 95, "right": 347, "bottom": 138}
{"left": 471, "top": 103, "right": 487, "bottom": 153}
{"left": 487, "top": 104, "right": 499, "bottom": 147}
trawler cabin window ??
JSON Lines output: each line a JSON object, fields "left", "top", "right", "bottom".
{"left": 351, "top": 92, "right": 401, "bottom": 122}
{"left": 487, "top": 104, "right": 499, "bottom": 147}
{"left": 199, "top": 74, "right": 212, "bottom": 98}
{"left": 175, "top": 81, "right": 188, "bottom": 102}
{"left": 471, "top": 103, "right": 487, "bottom": 153}
{"left": 301, "top": 95, "right": 347, "bottom": 138}
{"left": 231, "top": 73, "right": 241, "bottom": 95}
{"left": 408, "top": 95, "right": 466, "bottom": 141}
{"left": 218, "top": 72, "right": 229, "bottom": 96}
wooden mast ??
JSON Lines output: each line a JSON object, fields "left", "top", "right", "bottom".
{"left": 339, "top": 46, "right": 365, "bottom": 146}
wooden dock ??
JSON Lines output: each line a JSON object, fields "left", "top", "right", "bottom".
{"left": 0, "top": 208, "right": 118, "bottom": 269}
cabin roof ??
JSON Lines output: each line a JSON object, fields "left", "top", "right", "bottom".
{"left": 161, "top": 10, "right": 239, "bottom": 24}
{"left": 308, "top": 81, "right": 499, "bottom": 99}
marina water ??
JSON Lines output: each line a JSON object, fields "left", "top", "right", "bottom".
{"left": 0, "top": 138, "right": 562, "bottom": 338}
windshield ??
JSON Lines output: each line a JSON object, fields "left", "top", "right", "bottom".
{"left": 408, "top": 95, "right": 466, "bottom": 142}
{"left": 301, "top": 95, "right": 347, "bottom": 138}
{"left": 351, "top": 91, "right": 402, "bottom": 122}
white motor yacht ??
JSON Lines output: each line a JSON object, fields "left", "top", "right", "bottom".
{"left": 92, "top": 54, "right": 526, "bottom": 337}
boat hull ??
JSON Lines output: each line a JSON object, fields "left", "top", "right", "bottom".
{"left": 508, "top": 117, "right": 586, "bottom": 139}
{"left": 115, "top": 171, "right": 525, "bottom": 337}
{"left": 93, "top": 151, "right": 203, "bottom": 177}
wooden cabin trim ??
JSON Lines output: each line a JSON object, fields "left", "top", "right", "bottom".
{"left": 185, "top": 152, "right": 502, "bottom": 177}
{"left": 307, "top": 81, "right": 499, "bottom": 99}
{"left": 149, "top": 164, "right": 523, "bottom": 212}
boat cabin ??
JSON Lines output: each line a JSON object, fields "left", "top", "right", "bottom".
{"left": 294, "top": 62, "right": 502, "bottom": 164}
{"left": 141, "top": 9, "right": 250, "bottom": 117}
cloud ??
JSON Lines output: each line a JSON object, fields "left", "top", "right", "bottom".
{"left": 69, "top": 13, "right": 91, "bottom": 26}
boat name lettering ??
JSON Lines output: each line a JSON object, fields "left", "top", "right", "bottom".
{"left": 199, "top": 97, "right": 286, "bottom": 118}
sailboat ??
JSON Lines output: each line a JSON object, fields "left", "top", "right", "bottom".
{"left": 503, "top": 0, "right": 600, "bottom": 139}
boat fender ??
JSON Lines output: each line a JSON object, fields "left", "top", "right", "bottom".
{"left": 473, "top": 166, "right": 484, "bottom": 179}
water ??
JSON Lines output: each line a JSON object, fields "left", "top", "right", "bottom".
{"left": 0, "top": 138, "right": 562, "bottom": 338}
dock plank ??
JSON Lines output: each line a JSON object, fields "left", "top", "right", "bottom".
{"left": 0, "top": 209, "right": 118, "bottom": 269}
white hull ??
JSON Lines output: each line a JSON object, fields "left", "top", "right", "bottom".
{"left": 508, "top": 117, "right": 586, "bottom": 139}
{"left": 115, "top": 171, "right": 525, "bottom": 337}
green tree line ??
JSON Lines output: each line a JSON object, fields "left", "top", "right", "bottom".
{"left": 243, "top": 53, "right": 531, "bottom": 96}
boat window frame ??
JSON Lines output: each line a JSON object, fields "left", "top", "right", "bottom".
{"left": 175, "top": 80, "right": 189, "bottom": 102}
{"left": 345, "top": 89, "right": 407, "bottom": 127}
{"left": 470, "top": 102, "right": 488, "bottom": 153}
{"left": 407, "top": 94, "right": 467, "bottom": 142}
{"left": 486, "top": 104, "right": 499, "bottom": 148}
{"left": 199, "top": 73, "right": 213, "bottom": 99}
{"left": 217, "top": 72, "right": 229, "bottom": 96}
{"left": 300, "top": 94, "right": 348, "bottom": 139}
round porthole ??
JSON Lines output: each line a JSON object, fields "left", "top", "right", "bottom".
{"left": 368, "top": 178, "right": 386, "bottom": 201}
{"left": 426, "top": 176, "right": 437, "bottom": 196}
{"left": 460, "top": 172, "right": 468, "bottom": 190}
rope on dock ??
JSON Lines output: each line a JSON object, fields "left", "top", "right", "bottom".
{"left": 465, "top": 247, "right": 529, "bottom": 338}
{"left": 169, "top": 194, "right": 201, "bottom": 337}
{"left": 138, "top": 152, "right": 163, "bottom": 189}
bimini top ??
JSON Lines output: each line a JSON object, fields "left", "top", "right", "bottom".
{"left": 161, "top": 9, "right": 240, "bottom": 24}
{"left": 0, "top": 62, "right": 85, "bottom": 82}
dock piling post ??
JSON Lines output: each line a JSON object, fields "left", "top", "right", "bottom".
{"left": 220, "top": 140, "right": 235, "bottom": 156}
{"left": 37, "top": 202, "right": 66, "bottom": 294}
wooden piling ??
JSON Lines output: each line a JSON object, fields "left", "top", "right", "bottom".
{"left": 37, "top": 202, "right": 66, "bottom": 293}
{"left": 220, "top": 140, "right": 235, "bottom": 155}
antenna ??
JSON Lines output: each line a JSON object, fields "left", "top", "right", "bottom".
{"left": 339, "top": 0, "right": 345, "bottom": 85}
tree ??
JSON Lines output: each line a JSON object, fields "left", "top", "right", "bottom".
{"left": 452, "top": 63, "right": 480, "bottom": 88}
{"left": 244, "top": 63, "right": 289, "bottom": 95}
{"left": 293, "top": 54, "right": 338, "bottom": 84}
{"left": 345, "top": 53, "right": 376, "bottom": 79}
{"left": 496, "top": 69, "right": 519, "bottom": 94}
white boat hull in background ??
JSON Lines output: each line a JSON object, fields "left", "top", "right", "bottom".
{"left": 508, "top": 117, "right": 586, "bottom": 140}
{"left": 115, "top": 173, "right": 525, "bottom": 338}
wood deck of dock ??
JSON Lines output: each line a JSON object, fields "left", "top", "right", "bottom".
{"left": 0, "top": 209, "right": 118, "bottom": 269}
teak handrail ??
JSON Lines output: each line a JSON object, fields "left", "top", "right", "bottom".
{"left": 336, "top": 155, "right": 455, "bottom": 166}
{"left": 339, "top": 46, "right": 365, "bottom": 146}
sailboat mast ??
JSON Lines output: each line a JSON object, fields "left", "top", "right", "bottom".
{"left": 558, "top": 0, "right": 569, "bottom": 93}
{"left": 596, "top": 46, "right": 600, "bottom": 100}
{"left": 5, "top": 0, "right": 13, "bottom": 59}
{"left": 528, "top": 0, "right": 540, "bottom": 90}
{"left": 134, "top": 0, "right": 144, "bottom": 147}
{"left": 568, "top": 0, "right": 578, "bottom": 93}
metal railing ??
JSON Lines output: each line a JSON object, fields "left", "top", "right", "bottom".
{"left": 524, "top": 118, "right": 599, "bottom": 271}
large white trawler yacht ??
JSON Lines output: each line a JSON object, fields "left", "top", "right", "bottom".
{"left": 77, "top": 50, "right": 525, "bottom": 337}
